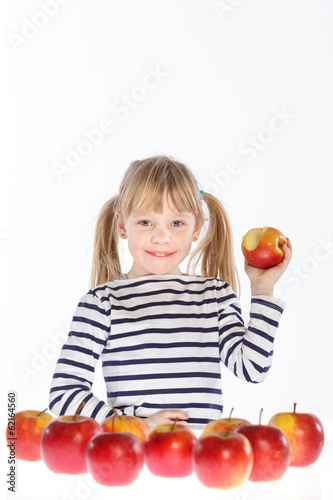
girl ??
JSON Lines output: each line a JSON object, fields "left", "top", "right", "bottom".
{"left": 49, "top": 155, "right": 292, "bottom": 426}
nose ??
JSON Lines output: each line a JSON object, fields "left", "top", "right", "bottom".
{"left": 151, "top": 226, "right": 171, "bottom": 244}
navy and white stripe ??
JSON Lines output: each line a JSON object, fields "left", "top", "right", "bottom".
{"left": 49, "top": 275, "right": 285, "bottom": 425}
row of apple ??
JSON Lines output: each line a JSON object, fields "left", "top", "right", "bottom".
{"left": 6, "top": 403, "right": 324, "bottom": 489}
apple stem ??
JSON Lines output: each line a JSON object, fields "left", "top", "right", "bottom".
{"left": 75, "top": 401, "right": 86, "bottom": 420}
{"left": 112, "top": 407, "right": 119, "bottom": 417}
{"left": 36, "top": 408, "right": 48, "bottom": 417}
{"left": 259, "top": 408, "right": 264, "bottom": 425}
{"left": 171, "top": 418, "right": 178, "bottom": 431}
{"left": 227, "top": 423, "right": 238, "bottom": 434}
{"left": 111, "top": 408, "right": 119, "bottom": 433}
{"left": 293, "top": 402, "right": 297, "bottom": 413}
{"left": 229, "top": 408, "right": 234, "bottom": 421}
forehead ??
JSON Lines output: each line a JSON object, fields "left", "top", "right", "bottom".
{"left": 131, "top": 196, "right": 194, "bottom": 218}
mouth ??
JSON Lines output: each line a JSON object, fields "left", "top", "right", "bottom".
{"left": 146, "top": 251, "right": 175, "bottom": 258}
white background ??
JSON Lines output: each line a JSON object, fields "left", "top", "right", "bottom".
{"left": 1, "top": 0, "right": 333, "bottom": 499}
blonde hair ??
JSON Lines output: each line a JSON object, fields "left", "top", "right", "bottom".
{"left": 91, "top": 155, "right": 240, "bottom": 295}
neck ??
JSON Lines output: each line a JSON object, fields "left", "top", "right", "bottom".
{"left": 126, "top": 270, "right": 188, "bottom": 279}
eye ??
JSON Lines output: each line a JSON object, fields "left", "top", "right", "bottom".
{"left": 171, "top": 220, "right": 184, "bottom": 227}
{"left": 139, "top": 220, "right": 152, "bottom": 226}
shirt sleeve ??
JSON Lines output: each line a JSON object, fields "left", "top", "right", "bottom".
{"left": 218, "top": 284, "right": 286, "bottom": 383}
{"left": 48, "top": 289, "right": 114, "bottom": 423}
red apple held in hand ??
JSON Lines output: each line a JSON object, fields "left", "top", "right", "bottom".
{"left": 6, "top": 409, "right": 53, "bottom": 461}
{"left": 237, "top": 409, "right": 290, "bottom": 482}
{"left": 86, "top": 432, "right": 144, "bottom": 486}
{"left": 40, "top": 403, "right": 101, "bottom": 474}
{"left": 144, "top": 421, "right": 197, "bottom": 478}
{"left": 193, "top": 431, "right": 253, "bottom": 490}
{"left": 268, "top": 403, "right": 325, "bottom": 467}
{"left": 241, "top": 226, "right": 286, "bottom": 269}
{"left": 101, "top": 410, "right": 150, "bottom": 443}
{"left": 201, "top": 408, "right": 251, "bottom": 437}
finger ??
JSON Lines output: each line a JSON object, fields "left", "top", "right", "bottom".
{"left": 286, "top": 237, "right": 293, "bottom": 255}
{"left": 167, "top": 411, "right": 189, "bottom": 420}
{"left": 170, "top": 419, "right": 188, "bottom": 426}
{"left": 283, "top": 237, "right": 292, "bottom": 251}
{"left": 273, "top": 243, "right": 292, "bottom": 274}
{"left": 149, "top": 410, "right": 189, "bottom": 426}
{"left": 282, "top": 239, "right": 292, "bottom": 262}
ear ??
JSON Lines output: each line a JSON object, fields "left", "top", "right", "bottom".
{"left": 192, "top": 221, "right": 203, "bottom": 242}
{"left": 116, "top": 211, "right": 127, "bottom": 239}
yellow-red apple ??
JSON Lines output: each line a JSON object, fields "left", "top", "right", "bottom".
{"left": 201, "top": 408, "right": 251, "bottom": 437}
{"left": 268, "top": 403, "right": 325, "bottom": 467}
{"left": 241, "top": 226, "right": 286, "bottom": 269}
{"left": 6, "top": 409, "right": 53, "bottom": 461}
{"left": 101, "top": 411, "right": 150, "bottom": 443}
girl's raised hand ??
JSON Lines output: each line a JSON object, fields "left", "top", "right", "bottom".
{"left": 244, "top": 238, "right": 293, "bottom": 297}
{"left": 145, "top": 410, "right": 189, "bottom": 426}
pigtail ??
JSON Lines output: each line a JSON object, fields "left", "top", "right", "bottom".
{"left": 187, "top": 192, "right": 240, "bottom": 297}
{"left": 90, "top": 195, "right": 121, "bottom": 288}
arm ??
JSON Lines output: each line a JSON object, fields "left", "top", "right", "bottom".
{"left": 49, "top": 290, "right": 115, "bottom": 423}
{"left": 218, "top": 240, "right": 292, "bottom": 382}
{"left": 218, "top": 287, "right": 285, "bottom": 382}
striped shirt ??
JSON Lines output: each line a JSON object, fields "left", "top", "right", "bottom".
{"left": 49, "top": 274, "right": 285, "bottom": 425}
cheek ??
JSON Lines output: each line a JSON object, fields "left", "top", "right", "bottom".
{"left": 127, "top": 238, "right": 138, "bottom": 254}
{"left": 127, "top": 232, "right": 145, "bottom": 252}
{"left": 180, "top": 234, "right": 195, "bottom": 251}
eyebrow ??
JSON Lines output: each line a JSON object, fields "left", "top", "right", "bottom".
{"left": 131, "top": 210, "right": 193, "bottom": 219}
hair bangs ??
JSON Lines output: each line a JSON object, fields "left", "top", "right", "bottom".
{"left": 119, "top": 156, "right": 203, "bottom": 220}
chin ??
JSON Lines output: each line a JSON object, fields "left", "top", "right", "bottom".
{"left": 149, "top": 267, "right": 181, "bottom": 276}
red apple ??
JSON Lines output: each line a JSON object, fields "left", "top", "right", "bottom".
{"left": 193, "top": 431, "right": 253, "bottom": 489}
{"left": 86, "top": 432, "right": 144, "bottom": 486}
{"left": 201, "top": 408, "right": 251, "bottom": 437}
{"left": 40, "top": 405, "right": 101, "bottom": 474}
{"left": 237, "top": 409, "right": 290, "bottom": 482}
{"left": 6, "top": 409, "right": 53, "bottom": 461}
{"left": 101, "top": 411, "right": 150, "bottom": 443}
{"left": 241, "top": 226, "right": 286, "bottom": 269}
{"left": 144, "top": 422, "right": 197, "bottom": 478}
{"left": 268, "top": 403, "right": 325, "bottom": 467}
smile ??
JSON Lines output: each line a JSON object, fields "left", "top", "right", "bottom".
{"left": 146, "top": 251, "right": 175, "bottom": 258}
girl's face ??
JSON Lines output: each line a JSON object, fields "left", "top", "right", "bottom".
{"left": 116, "top": 196, "right": 202, "bottom": 278}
